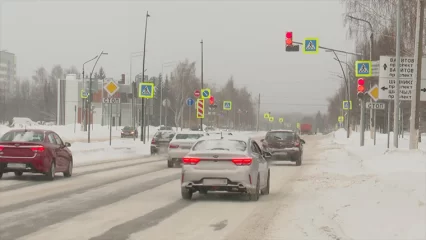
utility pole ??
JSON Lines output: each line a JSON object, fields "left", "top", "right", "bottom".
{"left": 256, "top": 93, "right": 260, "bottom": 131}
{"left": 393, "top": 0, "right": 402, "bottom": 148}
{"left": 140, "top": 11, "right": 150, "bottom": 143}
{"left": 200, "top": 39, "right": 204, "bottom": 131}
{"left": 409, "top": 0, "right": 424, "bottom": 149}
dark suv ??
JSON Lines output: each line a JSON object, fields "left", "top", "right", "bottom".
{"left": 260, "top": 130, "right": 305, "bottom": 166}
{"left": 151, "top": 131, "right": 175, "bottom": 154}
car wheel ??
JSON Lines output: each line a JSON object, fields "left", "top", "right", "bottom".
{"left": 46, "top": 161, "right": 56, "bottom": 181}
{"left": 167, "top": 159, "right": 173, "bottom": 168}
{"left": 295, "top": 154, "right": 302, "bottom": 166}
{"left": 261, "top": 170, "right": 270, "bottom": 195}
{"left": 181, "top": 188, "right": 193, "bottom": 200}
{"left": 14, "top": 171, "right": 23, "bottom": 177}
{"left": 249, "top": 175, "right": 260, "bottom": 201}
{"left": 63, "top": 161, "right": 73, "bottom": 178}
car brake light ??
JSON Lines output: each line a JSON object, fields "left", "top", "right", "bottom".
{"left": 232, "top": 158, "right": 252, "bottom": 166}
{"left": 182, "top": 157, "right": 200, "bottom": 165}
{"left": 294, "top": 141, "right": 300, "bottom": 147}
{"left": 169, "top": 144, "right": 179, "bottom": 149}
{"left": 0, "top": 146, "right": 3, "bottom": 151}
{"left": 151, "top": 138, "right": 156, "bottom": 144}
{"left": 31, "top": 146, "right": 45, "bottom": 152}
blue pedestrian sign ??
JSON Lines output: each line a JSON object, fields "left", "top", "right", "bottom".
{"left": 342, "top": 100, "right": 352, "bottom": 110}
{"left": 355, "top": 60, "right": 372, "bottom": 77}
{"left": 138, "top": 82, "right": 154, "bottom": 99}
{"left": 201, "top": 88, "right": 211, "bottom": 99}
{"left": 223, "top": 100, "right": 232, "bottom": 110}
{"left": 186, "top": 98, "right": 194, "bottom": 106}
{"left": 303, "top": 37, "right": 319, "bottom": 54}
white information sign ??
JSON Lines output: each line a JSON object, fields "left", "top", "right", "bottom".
{"left": 102, "top": 98, "right": 121, "bottom": 104}
{"left": 378, "top": 56, "right": 426, "bottom": 101}
{"left": 366, "top": 102, "right": 385, "bottom": 110}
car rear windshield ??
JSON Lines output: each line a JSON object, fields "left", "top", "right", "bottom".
{"left": 0, "top": 131, "right": 45, "bottom": 142}
{"left": 123, "top": 126, "right": 133, "bottom": 130}
{"left": 266, "top": 131, "right": 295, "bottom": 141}
{"left": 192, "top": 139, "right": 247, "bottom": 151}
{"left": 175, "top": 134, "right": 204, "bottom": 140}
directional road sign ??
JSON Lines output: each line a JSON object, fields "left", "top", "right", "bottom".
{"left": 368, "top": 84, "right": 379, "bottom": 102}
{"left": 186, "top": 98, "right": 194, "bottom": 106}
{"left": 366, "top": 102, "right": 385, "bottom": 110}
{"left": 104, "top": 80, "right": 119, "bottom": 96}
{"left": 264, "top": 113, "right": 270, "bottom": 119}
{"left": 201, "top": 88, "right": 211, "bottom": 99}
{"left": 378, "top": 56, "right": 426, "bottom": 101}
{"left": 269, "top": 117, "right": 274, "bottom": 122}
{"left": 223, "top": 101, "right": 232, "bottom": 110}
{"left": 342, "top": 101, "right": 352, "bottom": 110}
{"left": 194, "top": 90, "right": 200, "bottom": 98}
{"left": 196, "top": 99, "right": 205, "bottom": 118}
{"left": 139, "top": 82, "right": 154, "bottom": 98}
{"left": 338, "top": 116, "right": 344, "bottom": 123}
{"left": 80, "top": 89, "right": 89, "bottom": 99}
{"left": 355, "top": 60, "right": 372, "bottom": 77}
{"left": 302, "top": 38, "right": 319, "bottom": 54}
{"left": 279, "top": 118, "right": 284, "bottom": 123}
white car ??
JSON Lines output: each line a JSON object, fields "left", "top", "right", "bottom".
{"left": 167, "top": 131, "right": 208, "bottom": 167}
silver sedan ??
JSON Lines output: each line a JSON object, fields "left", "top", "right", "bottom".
{"left": 180, "top": 135, "right": 272, "bottom": 201}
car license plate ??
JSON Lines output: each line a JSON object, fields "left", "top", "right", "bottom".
{"left": 7, "top": 163, "right": 26, "bottom": 169}
{"left": 203, "top": 179, "right": 227, "bottom": 185}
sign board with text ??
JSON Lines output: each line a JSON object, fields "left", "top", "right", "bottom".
{"left": 102, "top": 98, "right": 121, "bottom": 104}
{"left": 366, "top": 102, "right": 385, "bottom": 110}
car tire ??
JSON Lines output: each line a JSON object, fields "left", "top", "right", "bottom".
{"left": 14, "top": 172, "right": 23, "bottom": 177}
{"left": 63, "top": 161, "right": 73, "bottom": 178}
{"left": 167, "top": 159, "right": 173, "bottom": 168}
{"left": 295, "top": 153, "right": 302, "bottom": 166}
{"left": 181, "top": 188, "right": 193, "bottom": 200}
{"left": 261, "top": 170, "right": 270, "bottom": 195}
{"left": 249, "top": 175, "right": 260, "bottom": 201}
{"left": 45, "top": 161, "right": 56, "bottom": 181}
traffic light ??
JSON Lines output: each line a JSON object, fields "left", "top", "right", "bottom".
{"left": 285, "top": 31, "right": 299, "bottom": 52}
{"left": 357, "top": 78, "right": 365, "bottom": 98}
{"left": 209, "top": 96, "right": 215, "bottom": 105}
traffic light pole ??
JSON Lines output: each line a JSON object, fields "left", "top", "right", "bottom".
{"left": 360, "top": 97, "right": 366, "bottom": 146}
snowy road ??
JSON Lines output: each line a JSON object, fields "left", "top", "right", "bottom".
{"left": 0, "top": 135, "right": 326, "bottom": 240}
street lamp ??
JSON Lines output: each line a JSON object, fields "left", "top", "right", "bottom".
{"left": 81, "top": 55, "right": 98, "bottom": 131}
{"left": 160, "top": 61, "right": 177, "bottom": 126}
{"left": 87, "top": 51, "right": 108, "bottom": 143}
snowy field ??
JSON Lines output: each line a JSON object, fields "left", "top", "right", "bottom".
{"left": 264, "top": 129, "right": 426, "bottom": 240}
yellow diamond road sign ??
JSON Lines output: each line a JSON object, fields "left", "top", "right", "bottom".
{"left": 104, "top": 80, "right": 119, "bottom": 96}
{"left": 368, "top": 84, "right": 379, "bottom": 102}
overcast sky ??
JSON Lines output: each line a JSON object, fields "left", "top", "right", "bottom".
{"left": 0, "top": 0, "right": 355, "bottom": 115}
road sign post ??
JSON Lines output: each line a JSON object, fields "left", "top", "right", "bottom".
{"left": 103, "top": 80, "right": 120, "bottom": 146}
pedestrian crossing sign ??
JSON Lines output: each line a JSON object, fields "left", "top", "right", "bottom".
{"left": 264, "top": 113, "right": 270, "bottom": 119}
{"left": 223, "top": 101, "right": 232, "bottom": 110}
{"left": 138, "top": 82, "right": 154, "bottom": 99}
{"left": 279, "top": 118, "right": 284, "bottom": 123}
{"left": 303, "top": 37, "right": 319, "bottom": 54}
{"left": 342, "top": 100, "right": 352, "bottom": 110}
{"left": 355, "top": 60, "right": 372, "bottom": 77}
{"left": 338, "top": 116, "right": 344, "bottom": 123}
{"left": 269, "top": 117, "right": 274, "bottom": 122}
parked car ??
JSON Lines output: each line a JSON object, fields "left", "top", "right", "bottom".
{"left": 167, "top": 131, "right": 208, "bottom": 168}
{"left": 151, "top": 130, "right": 175, "bottom": 155}
{"left": 260, "top": 130, "right": 305, "bottom": 166}
{"left": 180, "top": 134, "right": 271, "bottom": 201}
{"left": 121, "top": 126, "right": 138, "bottom": 138}
{"left": 159, "top": 126, "right": 174, "bottom": 131}
{"left": 0, "top": 129, "right": 73, "bottom": 180}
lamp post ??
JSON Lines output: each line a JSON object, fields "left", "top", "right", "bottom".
{"left": 87, "top": 51, "right": 108, "bottom": 143}
{"left": 140, "top": 11, "right": 150, "bottom": 143}
{"left": 82, "top": 55, "right": 98, "bottom": 131}
{"left": 160, "top": 61, "right": 177, "bottom": 126}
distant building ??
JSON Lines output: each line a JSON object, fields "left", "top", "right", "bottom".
{"left": 0, "top": 50, "right": 16, "bottom": 82}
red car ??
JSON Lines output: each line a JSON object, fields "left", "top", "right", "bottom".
{"left": 0, "top": 129, "right": 73, "bottom": 180}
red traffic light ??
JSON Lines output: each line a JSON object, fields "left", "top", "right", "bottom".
{"left": 358, "top": 78, "right": 365, "bottom": 85}
{"left": 209, "top": 96, "right": 214, "bottom": 105}
{"left": 286, "top": 32, "right": 293, "bottom": 46}
{"left": 286, "top": 31, "right": 293, "bottom": 39}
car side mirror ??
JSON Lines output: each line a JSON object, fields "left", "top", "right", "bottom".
{"left": 263, "top": 151, "right": 272, "bottom": 159}
{"left": 300, "top": 139, "right": 305, "bottom": 144}
{"left": 64, "top": 142, "right": 71, "bottom": 147}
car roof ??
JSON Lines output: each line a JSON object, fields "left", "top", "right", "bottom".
{"left": 268, "top": 129, "right": 295, "bottom": 133}
{"left": 175, "top": 131, "right": 207, "bottom": 135}
{"left": 7, "top": 129, "right": 50, "bottom": 133}
{"left": 198, "top": 134, "right": 250, "bottom": 142}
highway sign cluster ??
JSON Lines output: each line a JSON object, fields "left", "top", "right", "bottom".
{"left": 366, "top": 102, "right": 385, "bottom": 110}
{"left": 378, "top": 56, "right": 415, "bottom": 101}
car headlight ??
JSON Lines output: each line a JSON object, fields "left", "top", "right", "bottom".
{"left": 131, "top": 131, "right": 134, "bottom": 134}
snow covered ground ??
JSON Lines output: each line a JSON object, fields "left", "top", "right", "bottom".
{"left": 264, "top": 129, "right": 426, "bottom": 240}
